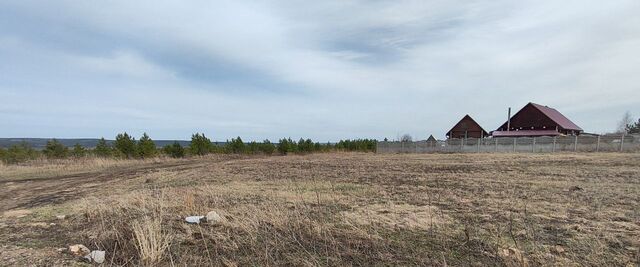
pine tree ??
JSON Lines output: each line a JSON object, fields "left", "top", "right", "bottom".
{"left": 43, "top": 139, "right": 69, "bottom": 159}
{"left": 94, "top": 138, "right": 112, "bottom": 157}
{"left": 71, "top": 143, "right": 86, "bottom": 158}
{"left": 190, "top": 133, "right": 212, "bottom": 156}
{"left": 114, "top": 132, "right": 137, "bottom": 158}
{"left": 260, "top": 139, "right": 276, "bottom": 155}
{"left": 137, "top": 133, "right": 157, "bottom": 158}
{"left": 163, "top": 142, "right": 185, "bottom": 158}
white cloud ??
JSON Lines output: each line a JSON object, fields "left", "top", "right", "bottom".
{"left": 0, "top": 0, "right": 639, "bottom": 139}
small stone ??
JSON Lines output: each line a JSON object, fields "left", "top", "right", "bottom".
{"left": 49, "top": 223, "right": 56, "bottom": 226}
{"left": 554, "top": 245, "right": 565, "bottom": 254}
{"left": 69, "top": 244, "right": 90, "bottom": 257}
{"left": 206, "top": 211, "right": 223, "bottom": 225}
{"left": 56, "top": 247, "right": 67, "bottom": 253}
{"left": 56, "top": 215, "right": 66, "bottom": 220}
{"left": 88, "top": 250, "right": 106, "bottom": 264}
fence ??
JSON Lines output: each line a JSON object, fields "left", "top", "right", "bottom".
{"left": 377, "top": 135, "right": 640, "bottom": 153}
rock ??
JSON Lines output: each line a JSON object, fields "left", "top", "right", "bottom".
{"left": 185, "top": 216, "right": 205, "bottom": 224}
{"left": 206, "top": 211, "right": 223, "bottom": 224}
{"left": 86, "top": 250, "right": 106, "bottom": 264}
{"left": 554, "top": 245, "right": 565, "bottom": 254}
{"left": 69, "top": 244, "right": 90, "bottom": 257}
{"left": 56, "top": 215, "right": 66, "bottom": 220}
{"left": 56, "top": 247, "right": 67, "bottom": 253}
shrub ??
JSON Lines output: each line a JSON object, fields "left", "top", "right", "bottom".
{"left": 226, "top": 137, "right": 246, "bottom": 154}
{"left": 247, "top": 141, "right": 260, "bottom": 154}
{"left": 163, "top": 142, "right": 185, "bottom": 158}
{"left": 190, "top": 133, "right": 212, "bottom": 156}
{"left": 115, "top": 132, "right": 137, "bottom": 159}
{"left": 71, "top": 143, "right": 87, "bottom": 158}
{"left": 94, "top": 138, "right": 112, "bottom": 158}
{"left": 277, "top": 138, "right": 297, "bottom": 155}
{"left": 138, "top": 133, "right": 157, "bottom": 158}
{"left": 260, "top": 139, "right": 276, "bottom": 155}
{"left": 0, "top": 147, "right": 6, "bottom": 163}
{"left": 4, "top": 142, "right": 38, "bottom": 164}
{"left": 43, "top": 139, "right": 69, "bottom": 159}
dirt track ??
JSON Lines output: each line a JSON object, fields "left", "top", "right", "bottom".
{"left": 0, "top": 158, "right": 215, "bottom": 212}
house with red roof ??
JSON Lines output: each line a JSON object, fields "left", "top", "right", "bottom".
{"left": 491, "top": 102, "right": 582, "bottom": 137}
{"left": 446, "top": 115, "right": 489, "bottom": 139}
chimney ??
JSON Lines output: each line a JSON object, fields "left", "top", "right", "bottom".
{"left": 507, "top": 107, "right": 511, "bottom": 131}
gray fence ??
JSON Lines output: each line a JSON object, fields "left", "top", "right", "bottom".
{"left": 377, "top": 135, "right": 640, "bottom": 153}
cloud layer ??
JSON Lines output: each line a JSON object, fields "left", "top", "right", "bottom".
{"left": 1, "top": 0, "right": 639, "bottom": 140}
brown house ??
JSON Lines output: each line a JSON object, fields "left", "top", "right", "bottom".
{"left": 446, "top": 115, "right": 488, "bottom": 139}
{"left": 492, "top": 102, "right": 582, "bottom": 137}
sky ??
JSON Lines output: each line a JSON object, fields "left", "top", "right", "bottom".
{"left": 1, "top": 0, "right": 639, "bottom": 141}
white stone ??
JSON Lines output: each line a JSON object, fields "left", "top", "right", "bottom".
{"left": 89, "top": 250, "right": 106, "bottom": 264}
{"left": 56, "top": 215, "right": 66, "bottom": 220}
{"left": 206, "top": 211, "right": 222, "bottom": 225}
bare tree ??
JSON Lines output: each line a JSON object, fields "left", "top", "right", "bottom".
{"left": 617, "top": 111, "right": 633, "bottom": 133}
{"left": 401, "top": 134, "right": 413, "bottom": 142}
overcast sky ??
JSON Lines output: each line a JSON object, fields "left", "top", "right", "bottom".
{"left": 1, "top": 1, "right": 639, "bottom": 141}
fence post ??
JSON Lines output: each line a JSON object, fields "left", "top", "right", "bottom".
{"left": 477, "top": 139, "right": 480, "bottom": 153}
{"left": 513, "top": 138, "right": 517, "bottom": 153}
{"left": 574, "top": 135, "right": 578, "bottom": 152}
{"left": 552, "top": 137, "right": 556, "bottom": 153}
{"left": 620, "top": 134, "right": 625, "bottom": 152}
{"left": 596, "top": 136, "right": 600, "bottom": 152}
{"left": 532, "top": 137, "right": 536, "bottom": 153}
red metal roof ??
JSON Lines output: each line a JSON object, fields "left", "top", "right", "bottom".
{"left": 491, "top": 130, "right": 561, "bottom": 137}
{"left": 529, "top": 103, "right": 582, "bottom": 131}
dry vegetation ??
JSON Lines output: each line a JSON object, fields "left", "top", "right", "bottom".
{"left": 1, "top": 153, "right": 639, "bottom": 266}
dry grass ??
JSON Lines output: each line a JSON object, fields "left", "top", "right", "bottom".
{"left": 0, "top": 156, "right": 181, "bottom": 181}
{"left": 0, "top": 153, "right": 639, "bottom": 266}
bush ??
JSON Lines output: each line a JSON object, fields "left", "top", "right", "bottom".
{"left": 0, "top": 147, "right": 6, "bottom": 163}
{"left": 277, "top": 138, "right": 297, "bottom": 155}
{"left": 226, "top": 137, "right": 246, "bottom": 154}
{"left": 71, "top": 143, "right": 87, "bottom": 158}
{"left": 335, "top": 139, "right": 377, "bottom": 152}
{"left": 247, "top": 141, "right": 260, "bottom": 154}
{"left": 115, "top": 132, "right": 137, "bottom": 159}
{"left": 94, "top": 138, "right": 112, "bottom": 158}
{"left": 43, "top": 139, "right": 69, "bottom": 159}
{"left": 163, "top": 142, "right": 185, "bottom": 158}
{"left": 4, "top": 142, "right": 38, "bottom": 164}
{"left": 260, "top": 139, "right": 276, "bottom": 155}
{"left": 190, "top": 133, "right": 212, "bottom": 156}
{"left": 137, "top": 133, "right": 157, "bottom": 158}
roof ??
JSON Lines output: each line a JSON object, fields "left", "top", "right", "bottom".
{"left": 491, "top": 130, "right": 561, "bottom": 137}
{"left": 529, "top": 103, "right": 582, "bottom": 131}
{"left": 447, "top": 115, "right": 488, "bottom": 136}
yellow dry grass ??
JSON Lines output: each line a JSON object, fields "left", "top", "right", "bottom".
{"left": 0, "top": 152, "right": 639, "bottom": 266}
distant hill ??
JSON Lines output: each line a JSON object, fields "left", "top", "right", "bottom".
{"left": 0, "top": 138, "right": 197, "bottom": 150}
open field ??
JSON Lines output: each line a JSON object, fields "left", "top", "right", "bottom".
{"left": 1, "top": 153, "right": 639, "bottom": 266}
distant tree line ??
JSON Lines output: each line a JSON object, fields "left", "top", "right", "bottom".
{"left": 0, "top": 132, "right": 376, "bottom": 164}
